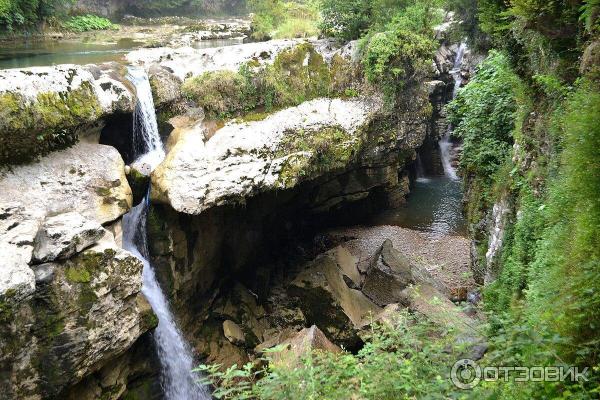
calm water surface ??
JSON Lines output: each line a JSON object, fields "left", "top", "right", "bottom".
{"left": 0, "top": 37, "right": 244, "bottom": 69}
{"left": 368, "top": 175, "right": 466, "bottom": 239}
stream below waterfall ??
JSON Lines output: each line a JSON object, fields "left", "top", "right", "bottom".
{"left": 122, "top": 66, "right": 209, "bottom": 400}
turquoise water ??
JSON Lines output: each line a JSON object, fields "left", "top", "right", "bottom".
{"left": 369, "top": 175, "right": 466, "bottom": 239}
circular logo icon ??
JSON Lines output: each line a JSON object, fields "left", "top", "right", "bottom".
{"left": 451, "top": 359, "right": 481, "bottom": 389}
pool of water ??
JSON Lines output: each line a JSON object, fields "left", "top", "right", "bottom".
{"left": 0, "top": 37, "right": 245, "bottom": 69}
{"left": 368, "top": 175, "right": 466, "bottom": 239}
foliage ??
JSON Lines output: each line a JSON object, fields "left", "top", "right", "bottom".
{"left": 320, "top": 0, "right": 442, "bottom": 40}
{"left": 61, "top": 14, "right": 116, "bottom": 32}
{"left": 182, "top": 70, "right": 256, "bottom": 119}
{"left": 525, "top": 80, "right": 600, "bottom": 365}
{"left": 248, "top": 0, "right": 319, "bottom": 40}
{"left": 448, "top": 51, "right": 521, "bottom": 178}
{"left": 0, "top": 0, "right": 73, "bottom": 30}
{"left": 197, "top": 312, "right": 467, "bottom": 399}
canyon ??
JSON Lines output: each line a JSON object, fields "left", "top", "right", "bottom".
{"left": 0, "top": 19, "right": 482, "bottom": 400}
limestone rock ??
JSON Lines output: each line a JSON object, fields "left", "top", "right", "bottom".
{"left": 223, "top": 320, "right": 245, "bottom": 345}
{"left": 362, "top": 239, "right": 414, "bottom": 306}
{"left": 148, "top": 64, "right": 183, "bottom": 107}
{"left": 0, "top": 142, "right": 132, "bottom": 298}
{"left": 32, "top": 212, "right": 105, "bottom": 263}
{"left": 151, "top": 97, "right": 382, "bottom": 215}
{"left": 127, "top": 39, "right": 302, "bottom": 80}
{"left": 270, "top": 326, "right": 341, "bottom": 368}
{"left": 289, "top": 252, "right": 381, "bottom": 347}
{"left": 400, "top": 284, "right": 476, "bottom": 333}
{"left": 0, "top": 234, "right": 153, "bottom": 399}
{"left": 0, "top": 63, "right": 134, "bottom": 164}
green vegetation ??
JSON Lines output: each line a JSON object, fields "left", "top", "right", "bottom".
{"left": 248, "top": 0, "right": 320, "bottom": 40}
{"left": 0, "top": 0, "right": 74, "bottom": 31}
{"left": 0, "top": 81, "right": 102, "bottom": 165}
{"left": 61, "top": 14, "right": 116, "bottom": 32}
{"left": 182, "top": 43, "right": 343, "bottom": 119}
{"left": 197, "top": 312, "right": 467, "bottom": 399}
{"left": 195, "top": 0, "right": 600, "bottom": 398}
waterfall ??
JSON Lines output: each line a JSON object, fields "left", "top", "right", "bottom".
{"left": 439, "top": 42, "right": 467, "bottom": 181}
{"left": 127, "top": 67, "right": 166, "bottom": 175}
{"left": 123, "top": 67, "right": 210, "bottom": 400}
{"left": 415, "top": 153, "right": 429, "bottom": 183}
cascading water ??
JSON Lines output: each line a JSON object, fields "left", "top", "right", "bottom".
{"left": 127, "top": 67, "right": 166, "bottom": 174}
{"left": 122, "top": 66, "right": 209, "bottom": 400}
{"left": 439, "top": 42, "right": 467, "bottom": 181}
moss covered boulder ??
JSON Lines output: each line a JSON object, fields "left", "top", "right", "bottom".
{"left": 0, "top": 231, "right": 155, "bottom": 399}
{"left": 0, "top": 64, "right": 135, "bottom": 165}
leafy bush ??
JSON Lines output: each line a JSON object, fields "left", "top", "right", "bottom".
{"left": 0, "top": 0, "right": 73, "bottom": 30}
{"left": 197, "top": 312, "right": 466, "bottom": 400}
{"left": 447, "top": 51, "right": 521, "bottom": 178}
{"left": 61, "top": 14, "right": 116, "bottom": 32}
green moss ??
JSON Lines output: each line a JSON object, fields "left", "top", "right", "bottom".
{"left": 275, "top": 126, "right": 362, "bottom": 188}
{"left": 65, "top": 266, "right": 92, "bottom": 283}
{"left": 180, "top": 43, "right": 358, "bottom": 121}
{"left": 0, "top": 82, "right": 103, "bottom": 165}
{"left": 182, "top": 70, "right": 255, "bottom": 119}
{"left": 141, "top": 310, "right": 159, "bottom": 330}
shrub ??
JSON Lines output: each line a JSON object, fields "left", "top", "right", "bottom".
{"left": 0, "top": 0, "right": 73, "bottom": 30}
{"left": 362, "top": 26, "right": 436, "bottom": 104}
{"left": 61, "top": 14, "right": 116, "bottom": 32}
{"left": 248, "top": 0, "right": 319, "bottom": 40}
{"left": 447, "top": 51, "right": 521, "bottom": 178}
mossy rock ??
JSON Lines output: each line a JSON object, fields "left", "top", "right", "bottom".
{"left": 275, "top": 126, "right": 363, "bottom": 188}
{"left": 0, "top": 83, "right": 102, "bottom": 165}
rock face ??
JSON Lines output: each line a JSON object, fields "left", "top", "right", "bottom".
{"left": 361, "top": 239, "right": 414, "bottom": 306}
{"left": 152, "top": 97, "right": 384, "bottom": 214}
{"left": 0, "top": 142, "right": 154, "bottom": 399}
{"left": 32, "top": 212, "right": 106, "bottom": 263}
{"left": 127, "top": 39, "right": 302, "bottom": 80}
{"left": 0, "top": 63, "right": 134, "bottom": 165}
{"left": 0, "top": 142, "right": 132, "bottom": 299}
{"left": 289, "top": 250, "right": 381, "bottom": 347}
{"left": 0, "top": 232, "right": 156, "bottom": 399}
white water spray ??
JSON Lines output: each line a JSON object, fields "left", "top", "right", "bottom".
{"left": 439, "top": 42, "right": 467, "bottom": 181}
{"left": 123, "top": 66, "right": 210, "bottom": 400}
{"left": 127, "top": 67, "right": 166, "bottom": 174}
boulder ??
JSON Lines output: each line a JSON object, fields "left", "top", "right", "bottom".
{"left": 0, "top": 63, "right": 135, "bottom": 165}
{"left": 0, "top": 232, "right": 155, "bottom": 399}
{"left": 269, "top": 326, "right": 341, "bottom": 368}
{"left": 32, "top": 212, "right": 105, "bottom": 263}
{"left": 151, "top": 97, "right": 383, "bottom": 215}
{"left": 361, "top": 239, "right": 414, "bottom": 306}
{"left": 289, "top": 251, "right": 381, "bottom": 348}
{"left": 400, "top": 284, "right": 476, "bottom": 334}
{"left": 223, "top": 320, "right": 245, "bottom": 345}
{"left": 148, "top": 64, "right": 183, "bottom": 107}
{"left": 0, "top": 142, "right": 132, "bottom": 298}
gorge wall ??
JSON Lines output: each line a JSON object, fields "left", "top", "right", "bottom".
{"left": 0, "top": 30, "right": 470, "bottom": 399}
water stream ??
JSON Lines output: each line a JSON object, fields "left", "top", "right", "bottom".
{"left": 369, "top": 44, "right": 468, "bottom": 239}
{"left": 122, "top": 66, "right": 209, "bottom": 400}
{"left": 439, "top": 42, "right": 467, "bottom": 181}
